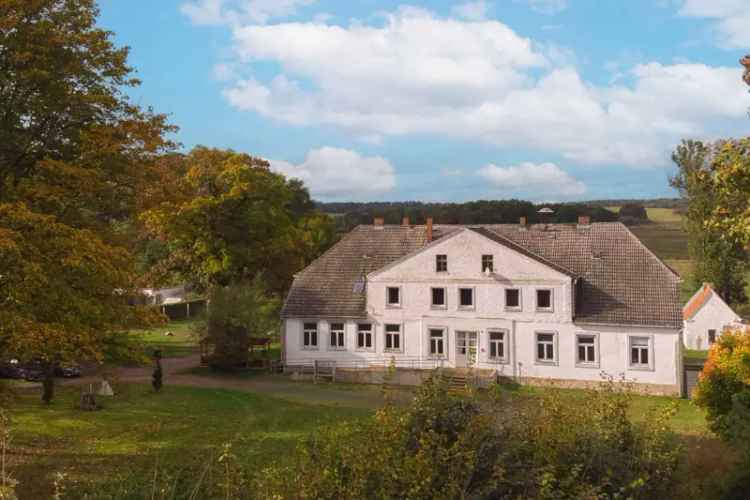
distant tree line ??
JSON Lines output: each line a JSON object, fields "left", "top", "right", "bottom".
{"left": 318, "top": 200, "right": 620, "bottom": 232}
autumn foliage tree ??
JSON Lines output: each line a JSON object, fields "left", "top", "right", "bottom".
{"left": 141, "top": 147, "right": 335, "bottom": 293}
{"left": 694, "top": 327, "right": 750, "bottom": 495}
{"left": 0, "top": 0, "right": 174, "bottom": 402}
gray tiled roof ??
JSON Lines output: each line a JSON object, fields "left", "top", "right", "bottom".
{"left": 281, "top": 222, "right": 682, "bottom": 329}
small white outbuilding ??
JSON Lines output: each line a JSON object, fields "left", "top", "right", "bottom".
{"left": 683, "top": 283, "right": 743, "bottom": 350}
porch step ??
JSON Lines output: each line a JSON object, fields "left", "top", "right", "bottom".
{"left": 446, "top": 375, "right": 470, "bottom": 390}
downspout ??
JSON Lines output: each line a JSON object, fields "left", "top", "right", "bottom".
{"left": 512, "top": 319, "right": 518, "bottom": 381}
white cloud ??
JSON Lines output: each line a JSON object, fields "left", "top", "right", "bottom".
{"left": 521, "top": 0, "right": 568, "bottom": 15}
{"left": 269, "top": 147, "right": 396, "bottom": 200}
{"left": 451, "top": 1, "right": 489, "bottom": 21}
{"left": 478, "top": 162, "right": 585, "bottom": 198}
{"left": 211, "top": 62, "right": 238, "bottom": 81}
{"left": 216, "top": 7, "right": 749, "bottom": 169}
{"left": 180, "top": 0, "right": 315, "bottom": 26}
{"left": 679, "top": 0, "right": 750, "bottom": 49}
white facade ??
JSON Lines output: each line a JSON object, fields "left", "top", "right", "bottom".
{"left": 283, "top": 228, "right": 682, "bottom": 394}
{"left": 683, "top": 285, "right": 743, "bottom": 350}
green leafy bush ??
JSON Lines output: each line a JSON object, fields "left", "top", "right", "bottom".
{"left": 254, "top": 377, "right": 683, "bottom": 499}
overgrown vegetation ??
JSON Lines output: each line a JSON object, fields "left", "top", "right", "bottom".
{"left": 695, "top": 327, "right": 750, "bottom": 496}
{"left": 256, "top": 378, "right": 684, "bottom": 499}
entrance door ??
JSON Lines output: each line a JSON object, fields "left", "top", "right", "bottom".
{"left": 455, "top": 331, "right": 478, "bottom": 368}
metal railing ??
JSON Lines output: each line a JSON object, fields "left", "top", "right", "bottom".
{"left": 285, "top": 355, "right": 447, "bottom": 371}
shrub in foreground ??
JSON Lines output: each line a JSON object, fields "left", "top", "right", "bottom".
{"left": 254, "top": 377, "right": 682, "bottom": 499}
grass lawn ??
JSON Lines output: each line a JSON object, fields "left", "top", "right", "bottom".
{"left": 684, "top": 349, "right": 709, "bottom": 365}
{"left": 516, "top": 384, "right": 708, "bottom": 434}
{"left": 7, "top": 383, "right": 371, "bottom": 498}
{"left": 5, "top": 374, "right": 729, "bottom": 499}
{"left": 130, "top": 319, "right": 200, "bottom": 358}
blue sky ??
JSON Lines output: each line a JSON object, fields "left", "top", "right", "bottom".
{"left": 98, "top": 0, "right": 750, "bottom": 202}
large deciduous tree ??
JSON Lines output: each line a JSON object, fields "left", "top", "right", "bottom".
{"left": 0, "top": 0, "right": 175, "bottom": 402}
{"left": 670, "top": 140, "right": 748, "bottom": 304}
{"left": 141, "top": 147, "right": 335, "bottom": 293}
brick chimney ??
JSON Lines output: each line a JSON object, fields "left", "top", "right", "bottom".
{"left": 374, "top": 217, "right": 385, "bottom": 227}
{"left": 402, "top": 216, "right": 410, "bottom": 226}
{"left": 577, "top": 215, "right": 591, "bottom": 227}
{"left": 426, "top": 217, "right": 433, "bottom": 242}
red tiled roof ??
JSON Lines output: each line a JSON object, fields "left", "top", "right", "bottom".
{"left": 683, "top": 283, "right": 713, "bottom": 321}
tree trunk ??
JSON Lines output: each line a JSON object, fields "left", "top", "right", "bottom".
{"left": 42, "top": 363, "right": 54, "bottom": 404}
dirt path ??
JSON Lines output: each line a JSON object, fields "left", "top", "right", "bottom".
{"left": 60, "top": 355, "right": 412, "bottom": 409}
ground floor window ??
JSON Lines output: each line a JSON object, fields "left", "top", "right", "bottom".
{"left": 708, "top": 329, "right": 716, "bottom": 345}
{"left": 329, "top": 322, "right": 345, "bottom": 350}
{"left": 629, "top": 336, "right": 652, "bottom": 369}
{"left": 429, "top": 328, "right": 446, "bottom": 356}
{"left": 576, "top": 334, "right": 597, "bottom": 365}
{"left": 385, "top": 324, "right": 402, "bottom": 351}
{"left": 536, "top": 332, "right": 556, "bottom": 363}
{"left": 357, "top": 323, "right": 373, "bottom": 350}
{"left": 488, "top": 330, "right": 507, "bottom": 362}
{"left": 303, "top": 322, "right": 318, "bottom": 349}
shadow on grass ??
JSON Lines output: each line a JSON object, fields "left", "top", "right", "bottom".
{"left": 7, "top": 383, "right": 371, "bottom": 498}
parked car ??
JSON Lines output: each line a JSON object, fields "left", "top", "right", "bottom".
{"left": 0, "top": 359, "right": 27, "bottom": 379}
{"left": 21, "top": 360, "right": 45, "bottom": 382}
{"left": 54, "top": 363, "right": 81, "bottom": 378}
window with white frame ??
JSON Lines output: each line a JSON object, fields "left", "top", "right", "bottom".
{"left": 488, "top": 330, "right": 507, "bottom": 362}
{"left": 431, "top": 287, "right": 447, "bottom": 308}
{"left": 436, "top": 254, "right": 447, "bottom": 272}
{"left": 536, "top": 332, "right": 556, "bottom": 363}
{"left": 357, "top": 323, "right": 373, "bottom": 350}
{"left": 576, "top": 334, "right": 597, "bottom": 365}
{"left": 329, "top": 322, "right": 345, "bottom": 350}
{"left": 385, "top": 324, "right": 402, "bottom": 351}
{"left": 429, "top": 328, "right": 446, "bottom": 357}
{"left": 303, "top": 322, "right": 318, "bottom": 349}
{"left": 482, "top": 254, "right": 493, "bottom": 273}
{"left": 459, "top": 288, "right": 474, "bottom": 308}
{"left": 536, "top": 289, "right": 553, "bottom": 311}
{"left": 629, "top": 336, "right": 652, "bottom": 369}
{"left": 505, "top": 288, "right": 521, "bottom": 310}
{"left": 386, "top": 286, "right": 401, "bottom": 307}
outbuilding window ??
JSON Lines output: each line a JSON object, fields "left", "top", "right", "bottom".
{"left": 708, "top": 329, "right": 716, "bottom": 345}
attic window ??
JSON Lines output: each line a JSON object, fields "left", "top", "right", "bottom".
{"left": 386, "top": 286, "right": 401, "bottom": 307}
{"left": 436, "top": 254, "right": 447, "bottom": 272}
{"left": 482, "top": 255, "right": 493, "bottom": 273}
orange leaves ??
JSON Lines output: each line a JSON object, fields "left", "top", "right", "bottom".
{"left": 0, "top": 202, "right": 151, "bottom": 362}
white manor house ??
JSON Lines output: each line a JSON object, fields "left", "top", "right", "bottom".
{"left": 281, "top": 217, "right": 684, "bottom": 395}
